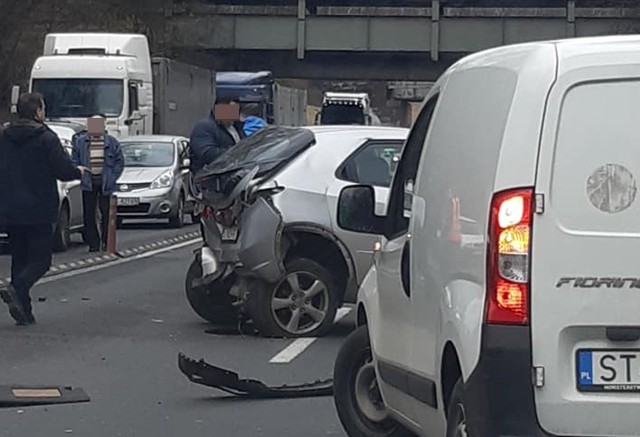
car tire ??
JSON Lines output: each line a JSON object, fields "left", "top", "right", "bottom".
{"left": 53, "top": 206, "right": 71, "bottom": 253}
{"left": 334, "top": 325, "right": 413, "bottom": 437}
{"left": 169, "top": 195, "right": 184, "bottom": 228}
{"left": 247, "top": 258, "right": 339, "bottom": 338}
{"left": 446, "top": 379, "right": 470, "bottom": 437}
{"left": 185, "top": 259, "right": 238, "bottom": 325}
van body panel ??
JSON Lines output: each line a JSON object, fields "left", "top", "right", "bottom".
{"left": 532, "top": 40, "right": 640, "bottom": 437}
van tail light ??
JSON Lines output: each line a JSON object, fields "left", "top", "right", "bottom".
{"left": 486, "top": 188, "right": 533, "bottom": 325}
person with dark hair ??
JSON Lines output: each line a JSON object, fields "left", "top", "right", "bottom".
{"left": 240, "top": 103, "right": 267, "bottom": 137}
{"left": 72, "top": 115, "right": 125, "bottom": 252}
{"left": 189, "top": 98, "right": 246, "bottom": 174}
{"left": 0, "top": 92, "right": 88, "bottom": 325}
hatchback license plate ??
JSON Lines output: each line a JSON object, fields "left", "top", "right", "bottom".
{"left": 577, "top": 349, "right": 640, "bottom": 392}
{"left": 217, "top": 224, "right": 238, "bottom": 242}
{"left": 117, "top": 197, "right": 140, "bottom": 206}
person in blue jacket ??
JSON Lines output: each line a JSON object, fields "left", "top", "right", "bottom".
{"left": 189, "top": 98, "right": 246, "bottom": 174}
{"left": 240, "top": 103, "right": 267, "bottom": 137}
{"left": 72, "top": 115, "right": 125, "bottom": 252}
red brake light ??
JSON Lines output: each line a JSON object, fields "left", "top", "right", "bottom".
{"left": 486, "top": 188, "right": 533, "bottom": 325}
{"left": 202, "top": 206, "right": 214, "bottom": 219}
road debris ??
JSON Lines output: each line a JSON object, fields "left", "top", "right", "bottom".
{"left": 178, "top": 353, "right": 333, "bottom": 399}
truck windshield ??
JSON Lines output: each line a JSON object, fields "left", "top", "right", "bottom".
{"left": 121, "top": 142, "right": 175, "bottom": 168}
{"left": 321, "top": 105, "right": 365, "bottom": 125}
{"left": 32, "top": 78, "right": 124, "bottom": 118}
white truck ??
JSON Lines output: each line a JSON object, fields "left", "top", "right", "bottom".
{"left": 12, "top": 33, "right": 216, "bottom": 139}
{"left": 315, "top": 91, "right": 381, "bottom": 126}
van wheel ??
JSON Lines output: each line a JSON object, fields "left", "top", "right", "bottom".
{"left": 446, "top": 379, "right": 470, "bottom": 437}
{"left": 334, "top": 325, "right": 412, "bottom": 437}
{"left": 53, "top": 206, "right": 71, "bottom": 253}
{"left": 185, "top": 259, "right": 238, "bottom": 325}
{"left": 248, "top": 258, "right": 339, "bottom": 338}
{"left": 169, "top": 195, "right": 184, "bottom": 228}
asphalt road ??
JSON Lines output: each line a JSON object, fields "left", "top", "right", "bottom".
{"left": 0, "top": 244, "right": 352, "bottom": 437}
{"left": 0, "top": 220, "right": 199, "bottom": 277}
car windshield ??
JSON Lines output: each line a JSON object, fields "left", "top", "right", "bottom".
{"left": 33, "top": 78, "right": 124, "bottom": 118}
{"left": 122, "top": 142, "right": 175, "bottom": 168}
{"left": 321, "top": 105, "right": 365, "bottom": 125}
{"left": 200, "top": 126, "right": 316, "bottom": 176}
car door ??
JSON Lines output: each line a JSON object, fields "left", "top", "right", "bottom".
{"left": 369, "top": 97, "right": 439, "bottom": 425}
{"left": 63, "top": 145, "right": 84, "bottom": 228}
{"left": 328, "top": 140, "right": 404, "bottom": 285}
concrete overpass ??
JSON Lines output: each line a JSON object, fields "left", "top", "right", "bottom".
{"left": 167, "top": 1, "right": 640, "bottom": 81}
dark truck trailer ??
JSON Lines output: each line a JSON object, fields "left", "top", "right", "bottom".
{"left": 152, "top": 57, "right": 216, "bottom": 137}
{"left": 216, "top": 71, "right": 307, "bottom": 127}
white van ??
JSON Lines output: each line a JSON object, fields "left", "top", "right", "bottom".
{"left": 332, "top": 35, "right": 640, "bottom": 437}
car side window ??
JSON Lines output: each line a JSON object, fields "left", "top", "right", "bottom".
{"left": 385, "top": 95, "right": 439, "bottom": 238}
{"left": 338, "top": 141, "right": 403, "bottom": 188}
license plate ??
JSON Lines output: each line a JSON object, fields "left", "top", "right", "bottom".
{"left": 217, "top": 224, "right": 238, "bottom": 241}
{"left": 577, "top": 349, "right": 640, "bottom": 392}
{"left": 117, "top": 197, "right": 140, "bottom": 206}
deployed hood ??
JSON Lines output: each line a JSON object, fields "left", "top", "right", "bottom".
{"left": 3, "top": 120, "right": 48, "bottom": 144}
{"left": 118, "top": 167, "right": 170, "bottom": 184}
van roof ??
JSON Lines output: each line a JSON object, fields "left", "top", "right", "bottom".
{"left": 446, "top": 35, "right": 640, "bottom": 77}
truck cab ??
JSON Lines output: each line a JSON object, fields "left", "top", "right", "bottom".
{"left": 316, "top": 92, "right": 380, "bottom": 126}
{"left": 27, "top": 33, "right": 153, "bottom": 139}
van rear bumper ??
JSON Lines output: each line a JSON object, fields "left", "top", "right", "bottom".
{"left": 464, "top": 325, "right": 568, "bottom": 437}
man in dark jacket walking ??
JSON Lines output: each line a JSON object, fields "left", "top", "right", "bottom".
{"left": 72, "top": 115, "right": 125, "bottom": 252}
{"left": 189, "top": 99, "right": 245, "bottom": 174}
{"left": 0, "top": 93, "right": 88, "bottom": 325}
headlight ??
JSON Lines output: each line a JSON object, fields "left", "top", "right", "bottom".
{"left": 151, "top": 171, "right": 173, "bottom": 189}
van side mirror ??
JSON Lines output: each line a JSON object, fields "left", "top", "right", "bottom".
{"left": 10, "top": 85, "right": 20, "bottom": 114}
{"left": 125, "top": 110, "right": 142, "bottom": 126}
{"left": 337, "top": 185, "right": 385, "bottom": 234}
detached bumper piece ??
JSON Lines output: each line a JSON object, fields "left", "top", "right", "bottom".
{"left": 178, "top": 353, "right": 333, "bottom": 399}
{"left": 0, "top": 385, "right": 90, "bottom": 408}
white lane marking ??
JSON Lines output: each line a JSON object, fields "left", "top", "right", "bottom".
{"left": 269, "top": 307, "right": 353, "bottom": 364}
{"left": 37, "top": 239, "right": 201, "bottom": 286}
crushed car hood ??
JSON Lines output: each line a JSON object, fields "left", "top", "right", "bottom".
{"left": 195, "top": 126, "right": 316, "bottom": 205}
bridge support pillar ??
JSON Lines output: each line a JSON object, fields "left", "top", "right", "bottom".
{"left": 567, "top": 0, "right": 576, "bottom": 38}
{"left": 297, "top": 0, "right": 306, "bottom": 60}
{"left": 431, "top": 0, "right": 440, "bottom": 62}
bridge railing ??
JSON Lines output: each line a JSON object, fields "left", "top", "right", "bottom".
{"left": 173, "top": 1, "right": 640, "bottom": 60}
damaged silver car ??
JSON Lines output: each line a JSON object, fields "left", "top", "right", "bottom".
{"left": 186, "top": 125, "right": 407, "bottom": 338}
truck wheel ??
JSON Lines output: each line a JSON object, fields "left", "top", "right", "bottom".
{"left": 446, "top": 379, "right": 470, "bottom": 437}
{"left": 185, "top": 259, "right": 237, "bottom": 325}
{"left": 334, "top": 325, "right": 412, "bottom": 437}
{"left": 248, "top": 258, "right": 339, "bottom": 338}
{"left": 169, "top": 195, "right": 185, "bottom": 228}
{"left": 53, "top": 206, "right": 71, "bottom": 253}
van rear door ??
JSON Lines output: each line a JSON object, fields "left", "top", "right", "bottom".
{"left": 532, "top": 45, "right": 640, "bottom": 436}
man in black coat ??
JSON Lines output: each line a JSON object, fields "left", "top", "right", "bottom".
{"left": 0, "top": 92, "right": 88, "bottom": 325}
{"left": 189, "top": 98, "right": 246, "bottom": 174}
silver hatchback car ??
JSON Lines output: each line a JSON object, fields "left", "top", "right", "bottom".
{"left": 186, "top": 125, "right": 408, "bottom": 338}
{"left": 115, "top": 135, "right": 194, "bottom": 228}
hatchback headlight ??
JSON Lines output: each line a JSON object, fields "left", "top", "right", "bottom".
{"left": 151, "top": 171, "right": 173, "bottom": 189}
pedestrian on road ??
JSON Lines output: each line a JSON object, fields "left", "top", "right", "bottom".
{"left": 72, "top": 115, "right": 125, "bottom": 253}
{"left": 0, "top": 92, "right": 88, "bottom": 325}
{"left": 189, "top": 98, "right": 246, "bottom": 174}
{"left": 239, "top": 103, "right": 267, "bottom": 137}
